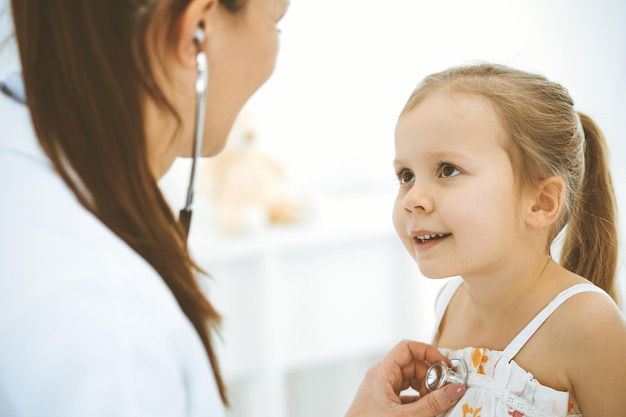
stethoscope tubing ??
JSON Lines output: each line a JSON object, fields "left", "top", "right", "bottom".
{"left": 179, "top": 45, "right": 208, "bottom": 239}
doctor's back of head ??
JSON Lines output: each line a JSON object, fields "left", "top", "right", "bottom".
{"left": 0, "top": 0, "right": 289, "bottom": 415}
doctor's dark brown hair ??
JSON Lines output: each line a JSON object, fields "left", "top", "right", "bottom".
{"left": 10, "top": 0, "right": 247, "bottom": 405}
{"left": 401, "top": 63, "right": 619, "bottom": 305}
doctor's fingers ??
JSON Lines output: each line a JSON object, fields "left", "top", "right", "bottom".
{"left": 398, "top": 384, "right": 466, "bottom": 417}
{"left": 385, "top": 340, "right": 449, "bottom": 388}
{"left": 386, "top": 340, "right": 448, "bottom": 372}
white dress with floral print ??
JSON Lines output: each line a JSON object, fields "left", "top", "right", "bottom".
{"left": 432, "top": 278, "right": 608, "bottom": 417}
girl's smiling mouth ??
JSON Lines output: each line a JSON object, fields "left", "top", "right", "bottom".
{"left": 413, "top": 233, "right": 451, "bottom": 244}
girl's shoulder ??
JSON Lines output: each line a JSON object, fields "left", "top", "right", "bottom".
{"left": 549, "top": 283, "right": 623, "bottom": 337}
{"left": 531, "top": 278, "right": 624, "bottom": 357}
{"left": 511, "top": 282, "right": 624, "bottom": 399}
{"left": 547, "top": 285, "right": 626, "bottom": 414}
{"left": 538, "top": 269, "right": 622, "bottom": 344}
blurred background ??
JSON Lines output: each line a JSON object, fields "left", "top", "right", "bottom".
{"left": 1, "top": 1, "right": 625, "bottom": 416}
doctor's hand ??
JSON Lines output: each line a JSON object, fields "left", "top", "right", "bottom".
{"left": 345, "top": 340, "right": 466, "bottom": 417}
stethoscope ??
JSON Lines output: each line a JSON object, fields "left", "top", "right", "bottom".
{"left": 0, "top": 27, "right": 209, "bottom": 241}
{"left": 178, "top": 27, "right": 209, "bottom": 239}
{"left": 425, "top": 356, "right": 469, "bottom": 392}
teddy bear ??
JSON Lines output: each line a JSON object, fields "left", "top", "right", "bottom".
{"left": 200, "top": 109, "right": 306, "bottom": 235}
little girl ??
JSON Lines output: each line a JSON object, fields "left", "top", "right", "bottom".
{"left": 392, "top": 63, "right": 625, "bottom": 416}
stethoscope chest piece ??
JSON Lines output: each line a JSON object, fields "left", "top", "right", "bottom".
{"left": 425, "top": 357, "right": 468, "bottom": 392}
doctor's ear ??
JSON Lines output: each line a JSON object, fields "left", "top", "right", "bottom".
{"left": 174, "top": 0, "right": 217, "bottom": 68}
{"left": 525, "top": 176, "right": 565, "bottom": 229}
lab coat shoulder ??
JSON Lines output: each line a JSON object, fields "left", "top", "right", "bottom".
{"left": 0, "top": 96, "right": 224, "bottom": 417}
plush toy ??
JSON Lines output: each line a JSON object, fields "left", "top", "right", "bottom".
{"left": 201, "top": 109, "right": 306, "bottom": 235}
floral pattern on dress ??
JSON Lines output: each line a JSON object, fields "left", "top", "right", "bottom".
{"left": 568, "top": 396, "right": 582, "bottom": 414}
{"left": 435, "top": 347, "right": 581, "bottom": 417}
{"left": 462, "top": 403, "right": 483, "bottom": 417}
{"left": 471, "top": 348, "right": 489, "bottom": 375}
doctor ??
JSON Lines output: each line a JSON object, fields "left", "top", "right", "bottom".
{"left": 0, "top": 0, "right": 464, "bottom": 416}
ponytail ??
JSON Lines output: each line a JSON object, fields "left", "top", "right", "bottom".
{"left": 560, "top": 112, "right": 619, "bottom": 305}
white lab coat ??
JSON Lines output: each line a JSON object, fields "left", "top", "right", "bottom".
{"left": 0, "top": 88, "right": 226, "bottom": 417}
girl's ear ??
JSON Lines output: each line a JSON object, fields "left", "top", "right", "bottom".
{"left": 525, "top": 176, "right": 566, "bottom": 229}
{"left": 174, "top": 0, "right": 218, "bottom": 68}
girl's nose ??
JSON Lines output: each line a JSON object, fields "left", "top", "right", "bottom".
{"left": 403, "top": 183, "right": 434, "bottom": 214}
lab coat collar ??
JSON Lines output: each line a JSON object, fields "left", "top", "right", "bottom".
{"left": 0, "top": 72, "right": 26, "bottom": 104}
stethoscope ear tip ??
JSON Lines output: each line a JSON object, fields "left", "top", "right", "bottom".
{"left": 193, "top": 27, "right": 206, "bottom": 44}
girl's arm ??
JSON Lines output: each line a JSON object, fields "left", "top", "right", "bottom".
{"left": 565, "top": 292, "right": 626, "bottom": 416}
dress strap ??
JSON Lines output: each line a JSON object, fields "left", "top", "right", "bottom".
{"left": 503, "top": 283, "right": 607, "bottom": 361}
{"left": 431, "top": 277, "right": 464, "bottom": 343}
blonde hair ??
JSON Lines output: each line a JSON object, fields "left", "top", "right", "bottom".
{"left": 401, "top": 63, "right": 619, "bottom": 304}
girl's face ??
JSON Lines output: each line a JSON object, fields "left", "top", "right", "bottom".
{"left": 392, "top": 89, "right": 526, "bottom": 280}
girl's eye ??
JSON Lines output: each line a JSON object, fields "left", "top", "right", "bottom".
{"left": 397, "top": 170, "right": 414, "bottom": 184}
{"left": 440, "top": 164, "right": 461, "bottom": 178}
